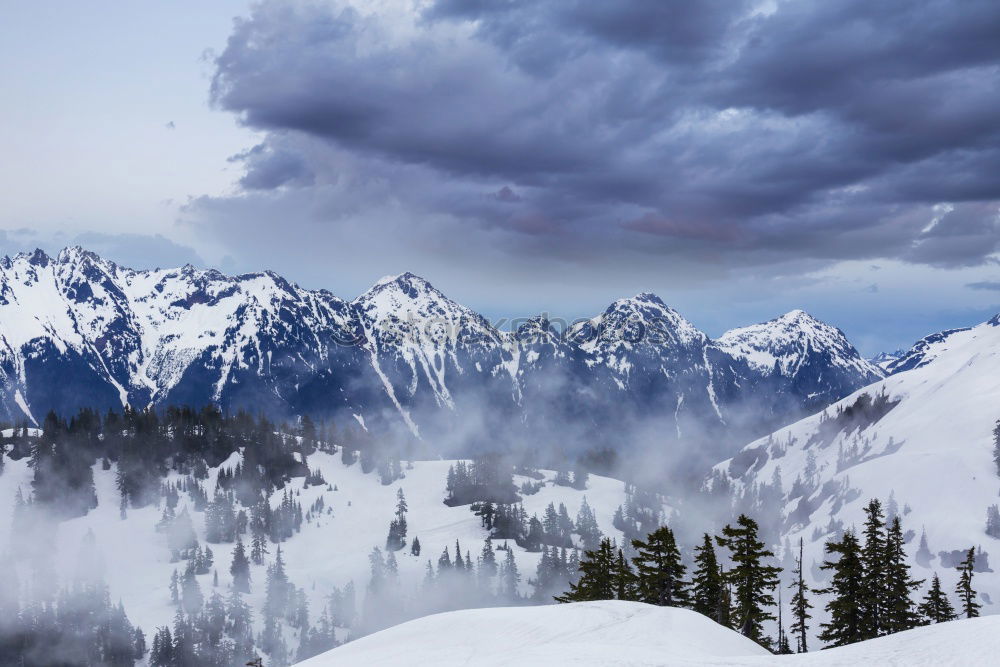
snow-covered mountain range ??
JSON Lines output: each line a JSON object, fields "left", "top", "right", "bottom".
{"left": 712, "top": 312, "right": 1000, "bottom": 614}
{"left": 0, "top": 247, "right": 882, "bottom": 458}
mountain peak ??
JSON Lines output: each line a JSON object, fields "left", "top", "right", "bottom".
{"left": 779, "top": 308, "right": 811, "bottom": 321}
{"left": 716, "top": 309, "right": 882, "bottom": 383}
{"left": 26, "top": 248, "right": 51, "bottom": 267}
{"left": 57, "top": 245, "right": 105, "bottom": 267}
{"left": 369, "top": 271, "right": 436, "bottom": 295}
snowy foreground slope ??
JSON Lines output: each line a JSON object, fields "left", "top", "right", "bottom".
{"left": 715, "top": 313, "right": 1000, "bottom": 612}
{"left": 0, "top": 449, "right": 640, "bottom": 644}
{"left": 301, "top": 600, "right": 1000, "bottom": 666}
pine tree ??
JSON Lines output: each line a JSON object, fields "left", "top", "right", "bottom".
{"left": 859, "top": 499, "right": 887, "bottom": 639}
{"left": 776, "top": 587, "right": 792, "bottom": 654}
{"left": 716, "top": 515, "right": 781, "bottom": 645}
{"left": 993, "top": 419, "right": 1000, "bottom": 476}
{"left": 692, "top": 533, "right": 729, "bottom": 626}
{"left": 499, "top": 548, "right": 520, "bottom": 601}
{"left": 230, "top": 537, "right": 251, "bottom": 593}
{"left": 816, "top": 531, "right": 865, "bottom": 648}
{"left": 882, "top": 515, "right": 922, "bottom": 633}
{"left": 631, "top": 526, "right": 691, "bottom": 607}
{"left": 133, "top": 627, "right": 147, "bottom": 659}
{"left": 479, "top": 537, "right": 498, "bottom": 592}
{"left": 169, "top": 569, "right": 179, "bottom": 605}
{"left": 555, "top": 538, "right": 617, "bottom": 602}
{"left": 411, "top": 536, "right": 421, "bottom": 556}
{"left": 955, "top": 547, "right": 981, "bottom": 618}
{"left": 613, "top": 547, "right": 637, "bottom": 601}
{"left": 789, "top": 538, "right": 812, "bottom": 653}
{"left": 918, "top": 573, "right": 957, "bottom": 624}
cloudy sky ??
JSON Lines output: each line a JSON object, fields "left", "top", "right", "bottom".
{"left": 2, "top": 0, "right": 999, "bottom": 354}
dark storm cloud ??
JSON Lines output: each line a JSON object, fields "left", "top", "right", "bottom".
{"left": 197, "top": 0, "right": 1000, "bottom": 273}
{"left": 232, "top": 142, "right": 316, "bottom": 190}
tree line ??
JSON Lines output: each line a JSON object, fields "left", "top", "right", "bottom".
{"left": 555, "top": 499, "right": 981, "bottom": 653}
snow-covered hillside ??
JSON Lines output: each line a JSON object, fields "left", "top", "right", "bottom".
{"left": 0, "top": 447, "right": 644, "bottom": 653}
{"left": 713, "top": 313, "right": 1000, "bottom": 617}
{"left": 0, "top": 247, "right": 879, "bottom": 457}
{"left": 301, "top": 599, "right": 1000, "bottom": 666}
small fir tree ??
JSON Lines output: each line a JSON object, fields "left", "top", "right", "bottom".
{"left": 955, "top": 547, "right": 982, "bottom": 619}
{"left": 918, "top": 573, "right": 957, "bottom": 624}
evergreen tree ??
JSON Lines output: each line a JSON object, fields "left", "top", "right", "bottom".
{"left": 180, "top": 563, "right": 203, "bottom": 616}
{"left": 789, "top": 537, "right": 812, "bottom": 653}
{"left": 816, "top": 531, "right": 865, "bottom": 648}
{"left": 716, "top": 515, "right": 781, "bottom": 645}
{"left": 955, "top": 547, "right": 982, "bottom": 618}
{"left": 918, "top": 573, "right": 957, "bottom": 624}
{"left": 859, "top": 499, "right": 887, "bottom": 639}
{"left": 574, "top": 497, "right": 603, "bottom": 551}
{"left": 169, "top": 570, "right": 179, "bottom": 605}
{"left": 478, "top": 537, "right": 498, "bottom": 592}
{"left": 631, "top": 526, "right": 691, "bottom": 607}
{"left": 230, "top": 537, "right": 251, "bottom": 593}
{"left": 133, "top": 627, "right": 146, "bottom": 660}
{"left": 613, "top": 547, "right": 637, "bottom": 601}
{"left": 555, "top": 538, "right": 617, "bottom": 602}
{"left": 692, "top": 533, "right": 729, "bottom": 626}
{"left": 776, "top": 587, "right": 792, "bottom": 654}
{"left": 499, "top": 548, "right": 520, "bottom": 601}
{"left": 411, "top": 536, "right": 421, "bottom": 557}
{"left": 882, "top": 515, "right": 922, "bottom": 633}
{"left": 993, "top": 419, "right": 1000, "bottom": 476}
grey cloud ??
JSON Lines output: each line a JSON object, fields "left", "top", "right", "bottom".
{"left": 195, "top": 0, "right": 1000, "bottom": 279}
{"left": 967, "top": 281, "right": 1000, "bottom": 291}
{"left": 70, "top": 232, "right": 204, "bottom": 269}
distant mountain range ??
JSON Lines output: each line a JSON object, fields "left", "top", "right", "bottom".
{"left": 0, "top": 247, "right": 884, "bottom": 460}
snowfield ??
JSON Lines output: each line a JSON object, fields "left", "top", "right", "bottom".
{"left": 298, "top": 601, "right": 770, "bottom": 666}
{"left": 0, "top": 450, "right": 644, "bottom": 643}
{"left": 299, "top": 599, "right": 1000, "bottom": 666}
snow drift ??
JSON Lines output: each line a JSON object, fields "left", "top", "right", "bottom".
{"left": 299, "top": 599, "right": 1000, "bottom": 666}
{"left": 296, "top": 600, "right": 770, "bottom": 666}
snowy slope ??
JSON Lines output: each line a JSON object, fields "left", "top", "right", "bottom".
{"left": 300, "top": 600, "right": 1000, "bottom": 666}
{"left": 0, "top": 449, "right": 644, "bottom": 645}
{"left": 298, "top": 601, "right": 769, "bottom": 666}
{"left": 713, "top": 313, "right": 1000, "bottom": 617}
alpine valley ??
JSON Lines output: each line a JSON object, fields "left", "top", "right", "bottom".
{"left": 3, "top": 248, "right": 999, "bottom": 667}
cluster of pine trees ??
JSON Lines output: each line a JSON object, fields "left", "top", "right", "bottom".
{"left": 157, "top": 545, "right": 339, "bottom": 666}
{"left": 357, "top": 536, "right": 530, "bottom": 635}
{"left": 444, "top": 454, "right": 519, "bottom": 505}
{"left": 816, "top": 499, "right": 978, "bottom": 648}
{"left": 0, "top": 532, "right": 143, "bottom": 665}
{"left": 555, "top": 500, "right": 982, "bottom": 653}
{"left": 471, "top": 496, "right": 603, "bottom": 552}
{"left": 2, "top": 406, "right": 346, "bottom": 520}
